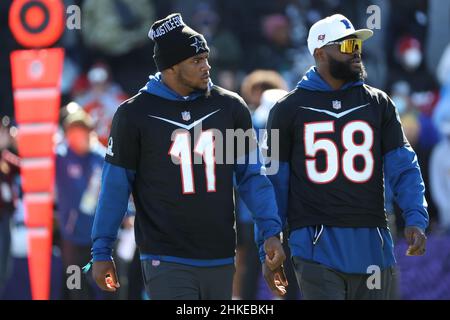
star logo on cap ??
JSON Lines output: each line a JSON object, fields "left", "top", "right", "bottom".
{"left": 190, "top": 36, "right": 206, "bottom": 53}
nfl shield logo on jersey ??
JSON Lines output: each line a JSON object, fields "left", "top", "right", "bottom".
{"left": 181, "top": 111, "right": 191, "bottom": 121}
{"left": 332, "top": 100, "right": 342, "bottom": 110}
{"left": 106, "top": 137, "right": 114, "bottom": 156}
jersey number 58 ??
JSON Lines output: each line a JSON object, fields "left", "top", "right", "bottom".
{"left": 304, "top": 120, "right": 374, "bottom": 184}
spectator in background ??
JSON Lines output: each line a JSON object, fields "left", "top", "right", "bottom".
{"left": 82, "top": 0, "right": 154, "bottom": 57}
{"left": 432, "top": 43, "right": 450, "bottom": 137}
{"left": 216, "top": 0, "right": 287, "bottom": 68}
{"left": 430, "top": 120, "right": 450, "bottom": 233}
{"left": 190, "top": 2, "right": 243, "bottom": 91}
{"left": 0, "top": 116, "right": 19, "bottom": 294}
{"left": 252, "top": 14, "right": 296, "bottom": 78}
{"left": 56, "top": 106, "right": 105, "bottom": 300}
{"left": 425, "top": 0, "right": 450, "bottom": 77}
{"left": 387, "top": 36, "right": 439, "bottom": 117}
{"left": 386, "top": 0, "right": 428, "bottom": 69}
{"left": 437, "top": 43, "right": 450, "bottom": 87}
{"left": 81, "top": 0, "right": 156, "bottom": 93}
{"left": 234, "top": 70, "right": 290, "bottom": 300}
{"left": 387, "top": 36, "right": 441, "bottom": 226}
{"left": 74, "top": 63, "right": 128, "bottom": 146}
{"left": 253, "top": 89, "right": 289, "bottom": 130}
{"left": 59, "top": 1, "right": 86, "bottom": 107}
{"left": 234, "top": 89, "right": 289, "bottom": 300}
{"left": 240, "top": 70, "right": 288, "bottom": 112}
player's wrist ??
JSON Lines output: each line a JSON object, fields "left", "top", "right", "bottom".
{"left": 92, "top": 254, "right": 113, "bottom": 262}
{"left": 263, "top": 229, "right": 282, "bottom": 242}
{"left": 404, "top": 220, "right": 427, "bottom": 233}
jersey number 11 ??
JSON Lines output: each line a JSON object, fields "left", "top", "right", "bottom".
{"left": 169, "top": 131, "right": 216, "bottom": 194}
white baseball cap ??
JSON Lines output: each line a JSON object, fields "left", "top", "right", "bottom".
{"left": 307, "top": 14, "right": 373, "bottom": 56}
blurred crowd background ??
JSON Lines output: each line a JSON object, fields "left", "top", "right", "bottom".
{"left": 1, "top": 0, "right": 450, "bottom": 300}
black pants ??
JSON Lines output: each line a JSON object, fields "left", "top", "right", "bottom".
{"left": 238, "top": 225, "right": 300, "bottom": 300}
{"left": 141, "top": 260, "right": 235, "bottom": 300}
{"left": 127, "top": 249, "right": 145, "bottom": 300}
{"left": 238, "top": 222, "right": 260, "bottom": 300}
{"left": 292, "top": 257, "right": 396, "bottom": 300}
{"left": 281, "top": 241, "right": 301, "bottom": 300}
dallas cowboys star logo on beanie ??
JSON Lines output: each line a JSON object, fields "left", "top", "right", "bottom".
{"left": 190, "top": 36, "right": 206, "bottom": 53}
{"left": 148, "top": 13, "right": 210, "bottom": 71}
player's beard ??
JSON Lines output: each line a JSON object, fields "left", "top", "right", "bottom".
{"left": 328, "top": 55, "right": 367, "bottom": 82}
{"left": 177, "top": 71, "right": 209, "bottom": 96}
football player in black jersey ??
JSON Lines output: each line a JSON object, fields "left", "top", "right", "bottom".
{"left": 259, "top": 14, "right": 428, "bottom": 300}
{"left": 89, "top": 13, "right": 286, "bottom": 300}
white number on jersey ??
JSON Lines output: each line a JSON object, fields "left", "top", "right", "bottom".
{"left": 169, "top": 131, "right": 216, "bottom": 194}
{"left": 304, "top": 120, "right": 374, "bottom": 184}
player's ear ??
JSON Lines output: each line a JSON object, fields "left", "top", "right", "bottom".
{"left": 314, "top": 48, "right": 327, "bottom": 64}
{"left": 171, "top": 63, "right": 181, "bottom": 73}
{"left": 164, "top": 66, "right": 177, "bottom": 75}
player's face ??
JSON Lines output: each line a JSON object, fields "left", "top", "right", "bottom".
{"left": 323, "top": 37, "right": 367, "bottom": 82}
{"left": 175, "top": 52, "right": 211, "bottom": 94}
{"left": 66, "top": 126, "right": 91, "bottom": 155}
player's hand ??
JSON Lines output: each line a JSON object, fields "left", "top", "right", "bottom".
{"left": 404, "top": 226, "right": 427, "bottom": 256}
{"left": 262, "top": 263, "right": 288, "bottom": 297}
{"left": 264, "top": 236, "right": 286, "bottom": 271}
{"left": 92, "top": 260, "right": 120, "bottom": 292}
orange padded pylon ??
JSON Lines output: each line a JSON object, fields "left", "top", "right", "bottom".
{"left": 20, "top": 158, "right": 55, "bottom": 194}
{"left": 10, "top": 1, "right": 65, "bottom": 300}
{"left": 10, "top": 49, "right": 64, "bottom": 89}
{"left": 23, "top": 193, "right": 53, "bottom": 228}
{"left": 27, "top": 228, "right": 52, "bottom": 300}
{"left": 14, "top": 88, "right": 60, "bottom": 123}
{"left": 17, "top": 124, "right": 56, "bottom": 158}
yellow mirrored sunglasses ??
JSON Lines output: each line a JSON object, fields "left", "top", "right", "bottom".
{"left": 326, "top": 38, "right": 362, "bottom": 54}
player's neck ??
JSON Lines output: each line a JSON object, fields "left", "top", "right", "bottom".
{"left": 161, "top": 73, "right": 193, "bottom": 97}
{"left": 316, "top": 66, "right": 345, "bottom": 90}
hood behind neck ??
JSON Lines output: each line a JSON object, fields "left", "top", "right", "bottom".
{"left": 297, "top": 66, "right": 364, "bottom": 92}
{"left": 140, "top": 72, "right": 213, "bottom": 101}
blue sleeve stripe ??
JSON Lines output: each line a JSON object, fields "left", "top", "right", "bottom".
{"left": 384, "top": 145, "right": 429, "bottom": 231}
{"left": 91, "top": 162, "right": 136, "bottom": 261}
